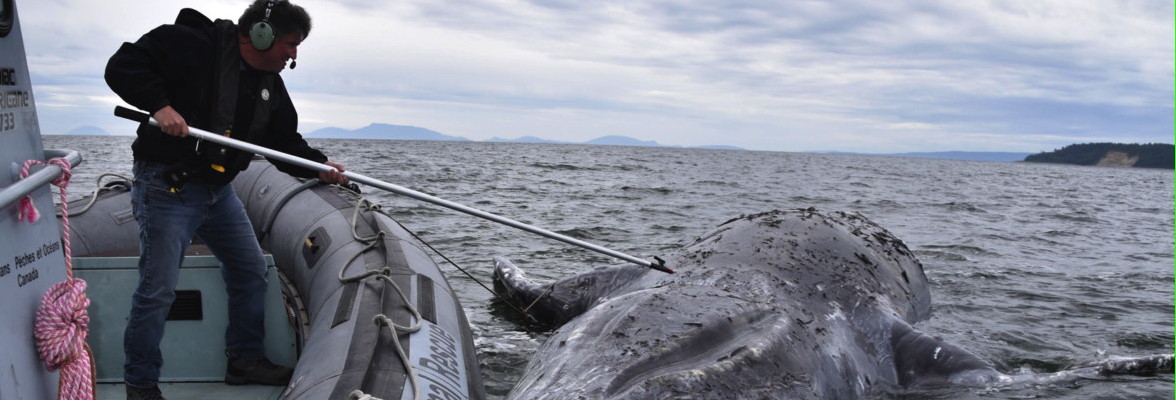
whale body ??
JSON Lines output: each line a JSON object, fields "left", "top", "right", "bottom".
{"left": 493, "top": 209, "right": 1172, "bottom": 399}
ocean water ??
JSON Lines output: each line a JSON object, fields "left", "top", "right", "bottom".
{"left": 44, "top": 135, "right": 1174, "bottom": 399}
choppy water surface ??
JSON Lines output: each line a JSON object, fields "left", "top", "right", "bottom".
{"left": 46, "top": 136, "right": 1174, "bottom": 399}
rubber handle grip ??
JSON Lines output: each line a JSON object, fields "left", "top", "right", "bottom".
{"left": 114, "top": 106, "right": 150, "bottom": 124}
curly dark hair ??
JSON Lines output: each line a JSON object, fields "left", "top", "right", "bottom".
{"left": 237, "top": 0, "right": 311, "bottom": 39}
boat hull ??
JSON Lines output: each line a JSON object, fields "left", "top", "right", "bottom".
{"left": 66, "top": 159, "right": 486, "bottom": 399}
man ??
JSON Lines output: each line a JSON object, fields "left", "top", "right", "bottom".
{"left": 105, "top": 1, "right": 346, "bottom": 399}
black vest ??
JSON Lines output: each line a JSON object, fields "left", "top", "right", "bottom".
{"left": 179, "top": 9, "right": 279, "bottom": 182}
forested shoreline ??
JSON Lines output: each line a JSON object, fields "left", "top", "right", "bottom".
{"left": 1023, "top": 143, "right": 1174, "bottom": 169}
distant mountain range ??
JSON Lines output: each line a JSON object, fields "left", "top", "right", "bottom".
{"left": 64, "top": 125, "right": 113, "bottom": 135}
{"left": 55, "top": 122, "right": 1040, "bottom": 162}
{"left": 307, "top": 123, "right": 469, "bottom": 141}
{"left": 487, "top": 134, "right": 743, "bottom": 150}
{"left": 307, "top": 124, "right": 743, "bottom": 150}
{"left": 860, "top": 151, "right": 1033, "bottom": 162}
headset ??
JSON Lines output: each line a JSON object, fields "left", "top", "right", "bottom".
{"left": 248, "top": 0, "right": 281, "bottom": 51}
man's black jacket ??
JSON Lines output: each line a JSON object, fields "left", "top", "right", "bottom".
{"left": 105, "top": 9, "right": 326, "bottom": 185}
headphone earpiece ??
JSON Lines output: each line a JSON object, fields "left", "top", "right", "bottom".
{"left": 248, "top": 0, "right": 278, "bottom": 51}
{"left": 249, "top": 20, "right": 275, "bottom": 51}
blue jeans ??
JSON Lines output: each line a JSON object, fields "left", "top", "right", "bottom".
{"left": 124, "top": 161, "right": 269, "bottom": 387}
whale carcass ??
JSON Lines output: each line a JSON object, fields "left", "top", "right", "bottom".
{"left": 493, "top": 209, "right": 1172, "bottom": 399}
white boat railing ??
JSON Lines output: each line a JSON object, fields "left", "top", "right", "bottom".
{"left": 0, "top": 149, "right": 83, "bottom": 209}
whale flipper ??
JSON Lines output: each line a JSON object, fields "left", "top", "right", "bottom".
{"left": 889, "top": 318, "right": 1003, "bottom": 387}
{"left": 493, "top": 257, "right": 650, "bottom": 326}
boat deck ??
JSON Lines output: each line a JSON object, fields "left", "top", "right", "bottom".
{"left": 78, "top": 253, "right": 298, "bottom": 400}
{"left": 96, "top": 382, "right": 284, "bottom": 400}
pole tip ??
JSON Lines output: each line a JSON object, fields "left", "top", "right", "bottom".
{"left": 650, "top": 256, "right": 673, "bottom": 274}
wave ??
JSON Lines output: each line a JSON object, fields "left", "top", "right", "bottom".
{"left": 617, "top": 186, "right": 673, "bottom": 196}
{"left": 921, "top": 244, "right": 1000, "bottom": 257}
{"left": 933, "top": 201, "right": 988, "bottom": 213}
{"left": 529, "top": 162, "right": 594, "bottom": 171}
{"left": 693, "top": 180, "right": 741, "bottom": 188}
{"left": 1115, "top": 332, "right": 1176, "bottom": 351}
{"left": 554, "top": 226, "right": 632, "bottom": 241}
{"left": 1046, "top": 213, "right": 1104, "bottom": 224}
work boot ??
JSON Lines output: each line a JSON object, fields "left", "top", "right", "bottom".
{"left": 126, "top": 385, "right": 167, "bottom": 400}
{"left": 225, "top": 356, "right": 294, "bottom": 386}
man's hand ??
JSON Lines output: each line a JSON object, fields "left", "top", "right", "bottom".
{"left": 153, "top": 106, "right": 189, "bottom": 137}
{"left": 320, "top": 161, "right": 348, "bottom": 185}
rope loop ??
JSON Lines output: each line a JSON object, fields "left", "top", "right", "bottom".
{"left": 34, "top": 278, "right": 93, "bottom": 399}
{"left": 34, "top": 278, "right": 90, "bottom": 367}
{"left": 18, "top": 158, "right": 72, "bottom": 223}
{"left": 348, "top": 390, "right": 385, "bottom": 400}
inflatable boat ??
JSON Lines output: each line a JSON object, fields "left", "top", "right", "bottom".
{"left": 66, "top": 159, "right": 487, "bottom": 400}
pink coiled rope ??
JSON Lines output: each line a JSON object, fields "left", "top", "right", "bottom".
{"left": 21, "top": 158, "right": 95, "bottom": 400}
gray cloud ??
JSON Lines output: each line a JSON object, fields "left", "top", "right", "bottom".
{"left": 15, "top": 0, "right": 1174, "bottom": 152}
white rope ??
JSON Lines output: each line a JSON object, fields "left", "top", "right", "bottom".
{"left": 65, "top": 173, "right": 132, "bottom": 217}
{"left": 336, "top": 192, "right": 422, "bottom": 400}
{"left": 347, "top": 390, "right": 384, "bottom": 400}
{"left": 348, "top": 198, "right": 385, "bottom": 242}
{"left": 374, "top": 272, "right": 423, "bottom": 400}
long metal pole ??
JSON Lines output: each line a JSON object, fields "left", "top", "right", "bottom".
{"left": 114, "top": 106, "right": 672, "bottom": 273}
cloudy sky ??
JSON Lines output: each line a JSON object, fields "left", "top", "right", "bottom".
{"left": 16, "top": 0, "right": 1175, "bottom": 153}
